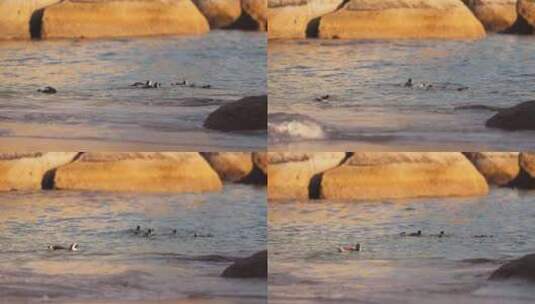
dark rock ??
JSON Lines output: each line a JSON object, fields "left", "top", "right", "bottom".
{"left": 489, "top": 253, "right": 535, "bottom": 282}
{"left": 221, "top": 250, "right": 267, "bottom": 279}
{"left": 204, "top": 95, "right": 267, "bottom": 132}
{"left": 486, "top": 100, "right": 535, "bottom": 131}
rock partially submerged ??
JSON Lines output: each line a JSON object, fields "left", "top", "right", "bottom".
{"left": 40, "top": 0, "right": 210, "bottom": 39}
{"left": 201, "top": 152, "right": 255, "bottom": 182}
{"left": 0, "top": 0, "right": 60, "bottom": 40}
{"left": 268, "top": 152, "right": 347, "bottom": 200}
{"left": 489, "top": 253, "right": 535, "bottom": 282}
{"left": 221, "top": 250, "right": 267, "bottom": 279}
{"left": 464, "top": 152, "right": 520, "bottom": 186}
{"left": 318, "top": 0, "right": 486, "bottom": 39}
{"left": 486, "top": 101, "right": 535, "bottom": 131}
{"left": 54, "top": 152, "right": 222, "bottom": 193}
{"left": 0, "top": 152, "right": 80, "bottom": 191}
{"left": 320, "top": 152, "right": 489, "bottom": 200}
{"left": 204, "top": 95, "right": 267, "bottom": 132}
{"left": 268, "top": 0, "right": 345, "bottom": 38}
{"left": 193, "top": 0, "right": 242, "bottom": 29}
{"left": 463, "top": 0, "right": 517, "bottom": 32}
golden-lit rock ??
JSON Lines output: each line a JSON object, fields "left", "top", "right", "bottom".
{"left": 0, "top": 152, "right": 79, "bottom": 191}
{"left": 513, "top": 152, "right": 535, "bottom": 189}
{"left": 54, "top": 152, "right": 222, "bottom": 193}
{"left": 518, "top": 0, "right": 535, "bottom": 28}
{"left": 202, "top": 152, "right": 253, "bottom": 182}
{"left": 193, "top": 0, "right": 242, "bottom": 29}
{"left": 268, "top": 152, "right": 347, "bottom": 200}
{"left": 0, "top": 0, "right": 60, "bottom": 39}
{"left": 253, "top": 152, "right": 268, "bottom": 174}
{"left": 241, "top": 0, "right": 267, "bottom": 30}
{"left": 318, "top": 0, "right": 486, "bottom": 39}
{"left": 321, "top": 152, "right": 489, "bottom": 200}
{"left": 268, "top": 0, "right": 345, "bottom": 39}
{"left": 41, "top": 0, "right": 209, "bottom": 39}
{"left": 464, "top": 152, "right": 520, "bottom": 186}
{"left": 463, "top": 0, "right": 517, "bottom": 32}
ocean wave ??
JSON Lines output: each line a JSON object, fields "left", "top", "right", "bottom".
{"left": 268, "top": 112, "right": 328, "bottom": 142}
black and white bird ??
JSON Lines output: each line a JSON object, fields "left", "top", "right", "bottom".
{"left": 38, "top": 86, "right": 57, "bottom": 94}
{"left": 48, "top": 243, "right": 79, "bottom": 251}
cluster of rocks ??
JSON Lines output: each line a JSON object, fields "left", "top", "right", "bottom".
{"left": 268, "top": 0, "right": 535, "bottom": 39}
{"left": 268, "top": 152, "right": 535, "bottom": 201}
{"left": 0, "top": 0, "right": 266, "bottom": 40}
{"left": 0, "top": 152, "right": 266, "bottom": 192}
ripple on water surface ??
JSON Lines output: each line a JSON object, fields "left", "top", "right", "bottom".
{"left": 0, "top": 185, "right": 267, "bottom": 302}
{"left": 269, "top": 188, "right": 535, "bottom": 304}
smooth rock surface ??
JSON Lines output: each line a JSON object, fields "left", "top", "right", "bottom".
{"left": 54, "top": 152, "right": 222, "bottom": 193}
{"left": 268, "top": 0, "right": 345, "bottom": 38}
{"left": 318, "top": 0, "right": 486, "bottom": 39}
{"left": 204, "top": 95, "right": 267, "bottom": 132}
{"left": 489, "top": 253, "right": 535, "bottom": 282}
{"left": 0, "top": 152, "right": 79, "bottom": 191}
{"left": 221, "top": 250, "right": 267, "bottom": 279}
{"left": 321, "top": 152, "right": 489, "bottom": 200}
{"left": 193, "top": 0, "right": 242, "bottom": 28}
{"left": 463, "top": 0, "right": 517, "bottom": 32}
{"left": 202, "top": 152, "right": 254, "bottom": 182}
{"left": 41, "top": 0, "right": 210, "bottom": 39}
{"left": 0, "top": 0, "right": 60, "bottom": 39}
{"left": 486, "top": 100, "right": 535, "bottom": 131}
{"left": 464, "top": 152, "right": 520, "bottom": 186}
{"left": 268, "top": 152, "right": 347, "bottom": 200}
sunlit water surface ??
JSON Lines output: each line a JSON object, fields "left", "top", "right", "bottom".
{"left": 0, "top": 31, "right": 266, "bottom": 150}
{"left": 269, "top": 35, "right": 535, "bottom": 151}
{"left": 0, "top": 185, "right": 266, "bottom": 303}
{"left": 269, "top": 188, "right": 535, "bottom": 304}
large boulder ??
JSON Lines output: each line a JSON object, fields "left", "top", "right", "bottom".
{"left": 0, "top": 152, "right": 79, "bottom": 191}
{"left": 489, "top": 253, "right": 535, "bottom": 282}
{"left": 318, "top": 0, "right": 486, "bottom": 39}
{"left": 320, "top": 152, "right": 489, "bottom": 200}
{"left": 268, "top": 0, "right": 345, "bottom": 39}
{"left": 464, "top": 152, "right": 520, "bottom": 186}
{"left": 0, "top": 0, "right": 60, "bottom": 39}
{"left": 40, "top": 0, "right": 209, "bottom": 39}
{"left": 201, "top": 152, "right": 254, "bottom": 182}
{"left": 204, "top": 95, "right": 267, "bottom": 132}
{"left": 54, "top": 152, "right": 222, "bottom": 193}
{"left": 221, "top": 250, "right": 267, "bottom": 279}
{"left": 518, "top": 0, "right": 535, "bottom": 28}
{"left": 268, "top": 152, "right": 347, "bottom": 200}
{"left": 193, "top": 0, "right": 242, "bottom": 29}
{"left": 510, "top": 152, "right": 535, "bottom": 189}
{"left": 240, "top": 0, "right": 267, "bottom": 30}
{"left": 486, "top": 101, "right": 535, "bottom": 131}
{"left": 463, "top": 0, "right": 517, "bottom": 32}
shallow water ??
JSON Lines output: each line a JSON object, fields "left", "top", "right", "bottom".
{"left": 0, "top": 31, "right": 266, "bottom": 150}
{"left": 0, "top": 185, "right": 266, "bottom": 303}
{"left": 269, "top": 188, "right": 535, "bottom": 304}
{"left": 268, "top": 35, "right": 535, "bottom": 151}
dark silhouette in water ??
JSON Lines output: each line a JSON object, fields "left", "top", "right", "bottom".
{"left": 144, "top": 229, "right": 153, "bottom": 238}
{"left": 315, "top": 95, "right": 330, "bottom": 102}
{"left": 48, "top": 243, "right": 79, "bottom": 251}
{"left": 404, "top": 78, "right": 413, "bottom": 88}
{"left": 338, "top": 243, "right": 361, "bottom": 253}
{"left": 38, "top": 86, "right": 57, "bottom": 94}
{"left": 401, "top": 230, "right": 422, "bottom": 237}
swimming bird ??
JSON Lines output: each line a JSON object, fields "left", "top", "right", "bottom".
{"left": 404, "top": 78, "right": 413, "bottom": 88}
{"left": 315, "top": 95, "right": 330, "bottom": 102}
{"left": 401, "top": 230, "right": 422, "bottom": 237}
{"left": 338, "top": 243, "right": 360, "bottom": 253}
{"left": 133, "top": 225, "right": 141, "bottom": 235}
{"left": 172, "top": 229, "right": 177, "bottom": 234}
{"left": 48, "top": 243, "right": 79, "bottom": 251}
{"left": 38, "top": 86, "right": 57, "bottom": 94}
{"left": 432, "top": 231, "right": 445, "bottom": 238}
{"left": 143, "top": 228, "right": 153, "bottom": 238}
{"left": 409, "top": 230, "right": 422, "bottom": 237}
